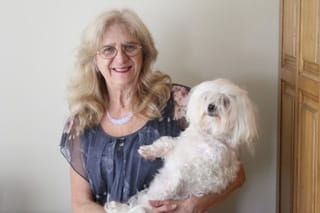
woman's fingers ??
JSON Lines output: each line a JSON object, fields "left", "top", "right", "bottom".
{"left": 149, "top": 200, "right": 178, "bottom": 212}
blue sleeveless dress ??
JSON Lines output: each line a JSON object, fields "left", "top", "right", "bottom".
{"left": 60, "top": 84, "right": 189, "bottom": 205}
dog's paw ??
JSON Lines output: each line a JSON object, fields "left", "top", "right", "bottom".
{"left": 138, "top": 145, "right": 158, "bottom": 160}
{"left": 128, "top": 205, "right": 149, "bottom": 213}
{"left": 104, "top": 201, "right": 130, "bottom": 213}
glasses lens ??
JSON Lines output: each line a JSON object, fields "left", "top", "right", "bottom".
{"left": 98, "top": 44, "right": 142, "bottom": 59}
{"left": 99, "top": 46, "right": 116, "bottom": 58}
{"left": 123, "top": 44, "right": 141, "bottom": 56}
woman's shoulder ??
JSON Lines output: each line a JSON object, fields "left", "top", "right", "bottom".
{"left": 60, "top": 116, "right": 80, "bottom": 155}
{"left": 61, "top": 116, "right": 81, "bottom": 138}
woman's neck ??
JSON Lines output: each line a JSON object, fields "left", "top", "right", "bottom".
{"left": 107, "top": 86, "right": 135, "bottom": 115}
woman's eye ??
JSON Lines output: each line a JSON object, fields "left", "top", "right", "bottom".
{"left": 102, "top": 46, "right": 115, "bottom": 53}
{"left": 208, "top": 104, "right": 217, "bottom": 113}
{"left": 124, "top": 44, "right": 137, "bottom": 52}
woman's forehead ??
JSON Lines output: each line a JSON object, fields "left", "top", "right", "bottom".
{"left": 102, "top": 23, "right": 139, "bottom": 43}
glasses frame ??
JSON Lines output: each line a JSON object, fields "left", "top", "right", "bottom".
{"left": 97, "top": 43, "right": 143, "bottom": 59}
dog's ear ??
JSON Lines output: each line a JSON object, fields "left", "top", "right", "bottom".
{"left": 230, "top": 93, "right": 258, "bottom": 155}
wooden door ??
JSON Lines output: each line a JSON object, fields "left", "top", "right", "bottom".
{"left": 279, "top": 0, "right": 320, "bottom": 212}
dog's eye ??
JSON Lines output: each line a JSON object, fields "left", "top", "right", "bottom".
{"left": 208, "top": 104, "right": 216, "bottom": 113}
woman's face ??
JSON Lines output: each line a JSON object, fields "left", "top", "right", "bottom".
{"left": 95, "top": 23, "right": 143, "bottom": 89}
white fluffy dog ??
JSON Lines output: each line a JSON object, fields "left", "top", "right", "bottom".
{"left": 105, "top": 78, "right": 257, "bottom": 213}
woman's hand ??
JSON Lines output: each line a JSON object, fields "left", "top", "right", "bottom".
{"left": 149, "top": 165, "right": 245, "bottom": 213}
{"left": 149, "top": 196, "right": 208, "bottom": 213}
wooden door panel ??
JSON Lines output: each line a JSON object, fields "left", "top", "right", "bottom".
{"left": 300, "top": 0, "right": 320, "bottom": 81}
{"left": 280, "top": 0, "right": 299, "bottom": 212}
{"left": 300, "top": 0, "right": 319, "bottom": 63}
{"left": 280, "top": 0, "right": 320, "bottom": 212}
{"left": 298, "top": 75, "right": 318, "bottom": 97}
{"left": 296, "top": 0, "right": 320, "bottom": 211}
{"left": 281, "top": 0, "right": 299, "bottom": 86}
{"left": 296, "top": 92, "right": 319, "bottom": 213}
{"left": 282, "top": 0, "right": 298, "bottom": 58}
{"left": 280, "top": 82, "right": 295, "bottom": 213}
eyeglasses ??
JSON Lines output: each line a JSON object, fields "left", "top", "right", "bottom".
{"left": 97, "top": 43, "right": 142, "bottom": 59}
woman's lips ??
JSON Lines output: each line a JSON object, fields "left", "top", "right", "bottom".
{"left": 112, "top": 66, "right": 132, "bottom": 73}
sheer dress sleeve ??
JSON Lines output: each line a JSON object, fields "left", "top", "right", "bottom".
{"left": 60, "top": 116, "right": 88, "bottom": 180}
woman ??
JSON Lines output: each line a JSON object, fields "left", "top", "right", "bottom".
{"left": 60, "top": 9, "right": 245, "bottom": 213}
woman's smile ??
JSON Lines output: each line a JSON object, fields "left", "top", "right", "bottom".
{"left": 111, "top": 66, "right": 132, "bottom": 73}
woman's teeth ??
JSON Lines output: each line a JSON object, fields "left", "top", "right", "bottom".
{"left": 113, "top": 67, "right": 131, "bottom": 72}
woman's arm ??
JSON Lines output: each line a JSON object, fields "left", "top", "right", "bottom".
{"left": 149, "top": 165, "right": 246, "bottom": 213}
{"left": 70, "top": 168, "right": 105, "bottom": 213}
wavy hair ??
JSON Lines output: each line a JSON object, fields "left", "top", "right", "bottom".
{"left": 67, "top": 9, "right": 172, "bottom": 131}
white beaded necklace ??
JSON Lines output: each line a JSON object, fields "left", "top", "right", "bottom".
{"left": 106, "top": 112, "right": 133, "bottom": 125}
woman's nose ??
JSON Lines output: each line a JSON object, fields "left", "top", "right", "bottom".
{"left": 113, "top": 48, "right": 128, "bottom": 62}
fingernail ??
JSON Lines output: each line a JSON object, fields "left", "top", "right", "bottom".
{"left": 171, "top": 204, "right": 177, "bottom": 209}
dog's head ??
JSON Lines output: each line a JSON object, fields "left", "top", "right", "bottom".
{"left": 186, "top": 78, "right": 257, "bottom": 153}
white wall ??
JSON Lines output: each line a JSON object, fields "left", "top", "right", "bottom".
{"left": 0, "top": 0, "right": 279, "bottom": 212}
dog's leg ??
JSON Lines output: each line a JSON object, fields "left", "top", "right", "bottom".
{"left": 138, "top": 136, "right": 177, "bottom": 160}
{"left": 147, "top": 169, "right": 183, "bottom": 200}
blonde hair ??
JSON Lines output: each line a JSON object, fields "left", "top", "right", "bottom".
{"left": 67, "top": 9, "right": 172, "bottom": 131}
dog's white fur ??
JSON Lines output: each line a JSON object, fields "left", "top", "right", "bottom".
{"left": 105, "top": 79, "right": 258, "bottom": 213}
